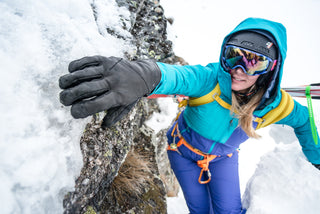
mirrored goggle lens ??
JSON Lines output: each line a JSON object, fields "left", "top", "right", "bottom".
{"left": 224, "top": 45, "right": 272, "bottom": 75}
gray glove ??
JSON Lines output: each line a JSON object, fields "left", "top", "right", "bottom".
{"left": 59, "top": 56, "right": 161, "bottom": 127}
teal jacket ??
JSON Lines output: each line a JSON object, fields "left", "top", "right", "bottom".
{"left": 152, "top": 17, "right": 320, "bottom": 164}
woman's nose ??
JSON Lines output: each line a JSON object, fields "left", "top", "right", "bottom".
{"left": 234, "top": 67, "right": 245, "bottom": 74}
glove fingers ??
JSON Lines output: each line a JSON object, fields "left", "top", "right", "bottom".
{"left": 60, "top": 79, "right": 110, "bottom": 106}
{"left": 101, "top": 100, "right": 138, "bottom": 128}
{"left": 70, "top": 91, "right": 121, "bottom": 118}
{"left": 59, "top": 65, "right": 104, "bottom": 89}
{"left": 68, "top": 56, "right": 104, "bottom": 73}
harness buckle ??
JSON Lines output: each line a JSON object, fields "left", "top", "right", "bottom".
{"left": 212, "top": 92, "right": 218, "bottom": 100}
{"left": 170, "top": 135, "right": 178, "bottom": 150}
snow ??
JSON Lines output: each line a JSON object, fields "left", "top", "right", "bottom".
{"left": 0, "top": 0, "right": 134, "bottom": 213}
{"left": 1, "top": 0, "right": 320, "bottom": 213}
{"left": 145, "top": 98, "right": 179, "bottom": 133}
{"left": 242, "top": 142, "right": 320, "bottom": 214}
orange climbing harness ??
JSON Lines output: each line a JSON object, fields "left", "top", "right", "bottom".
{"left": 167, "top": 122, "right": 233, "bottom": 184}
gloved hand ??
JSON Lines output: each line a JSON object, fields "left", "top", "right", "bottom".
{"left": 59, "top": 56, "right": 161, "bottom": 127}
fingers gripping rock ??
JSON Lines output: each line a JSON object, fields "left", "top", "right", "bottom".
{"left": 58, "top": 56, "right": 161, "bottom": 122}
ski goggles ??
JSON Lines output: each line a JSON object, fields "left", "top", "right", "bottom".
{"left": 222, "top": 45, "right": 276, "bottom": 76}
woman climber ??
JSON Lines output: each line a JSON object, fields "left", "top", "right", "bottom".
{"left": 59, "top": 17, "right": 320, "bottom": 214}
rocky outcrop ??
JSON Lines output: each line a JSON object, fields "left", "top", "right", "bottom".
{"left": 63, "top": 0, "right": 186, "bottom": 213}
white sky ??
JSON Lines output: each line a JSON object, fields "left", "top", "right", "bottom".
{"left": 161, "top": 0, "right": 320, "bottom": 87}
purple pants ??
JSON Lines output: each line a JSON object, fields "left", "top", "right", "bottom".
{"left": 167, "top": 150, "right": 245, "bottom": 214}
{"left": 166, "top": 115, "right": 247, "bottom": 214}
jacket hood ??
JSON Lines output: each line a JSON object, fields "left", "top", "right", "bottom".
{"left": 218, "top": 17, "right": 287, "bottom": 116}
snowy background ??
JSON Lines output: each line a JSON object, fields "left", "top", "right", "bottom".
{"left": 0, "top": 0, "right": 319, "bottom": 214}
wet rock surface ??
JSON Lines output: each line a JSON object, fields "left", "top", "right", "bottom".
{"left": 63, "top": 0, "right": 186, "bottom": 213}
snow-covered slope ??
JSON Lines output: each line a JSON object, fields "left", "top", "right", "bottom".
{"left": 242, "top": 139, "right": 320, "bottom": 213}
{"left": 0, "top": 0, "right": 134, "bottom": 213}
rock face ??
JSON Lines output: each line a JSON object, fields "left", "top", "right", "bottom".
{"left": 63, "top": 0, "right": 186, "bottom": 213}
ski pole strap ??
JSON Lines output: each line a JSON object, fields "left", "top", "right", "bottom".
{"left": 305, "top": 85, "right": 318, "bottom": 145}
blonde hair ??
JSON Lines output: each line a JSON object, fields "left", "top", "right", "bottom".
{"left": 230, "top": 87, "right": 265, "bottom": 139}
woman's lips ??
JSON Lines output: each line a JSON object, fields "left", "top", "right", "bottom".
{"left": 232, "top": 76, "right": 245, "bottom": 82}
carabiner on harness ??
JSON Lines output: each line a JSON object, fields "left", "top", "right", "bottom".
{"left": 197, "top": 154, "right": 216, "bottom": 184}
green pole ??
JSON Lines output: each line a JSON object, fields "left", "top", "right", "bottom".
{"left": 305, "top": 85, "right": 318, "bottom": 145}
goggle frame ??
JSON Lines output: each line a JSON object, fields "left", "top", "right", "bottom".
{"left": 223, "top": 45, "right": 276, "bottom": 76}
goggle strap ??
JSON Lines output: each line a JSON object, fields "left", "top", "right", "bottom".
{"left": 271, "top": 60, "right": 277, "bottom": 71}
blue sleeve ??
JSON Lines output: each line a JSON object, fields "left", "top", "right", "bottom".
{"left": 152, "top": 62, "right": 218, "bottom": 97}
{"left": 276, "top": 100, "right": 320, "bottom": 164}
